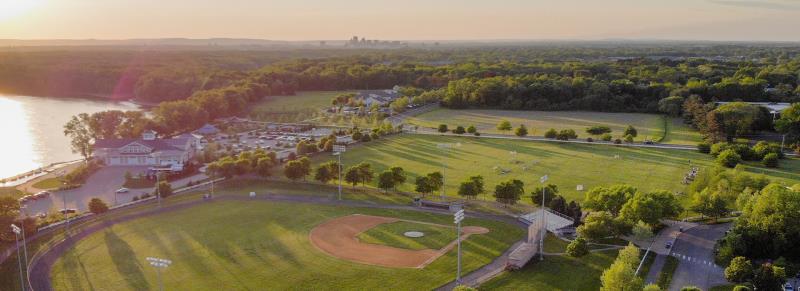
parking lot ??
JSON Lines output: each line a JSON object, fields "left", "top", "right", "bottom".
{"left": 211, "top": 127, "right": 335, "bottom": 160}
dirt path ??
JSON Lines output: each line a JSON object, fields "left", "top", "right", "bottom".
{"left": 310, "top": 214, "right": 488, "bottom": 268}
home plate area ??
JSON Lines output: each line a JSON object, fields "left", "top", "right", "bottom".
{"left": 309, "top": 214, "right": 489, "bottom": 268}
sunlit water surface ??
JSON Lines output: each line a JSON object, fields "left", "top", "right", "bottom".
{"left": 0, "top": 95, "right": 140, "bottom": 179}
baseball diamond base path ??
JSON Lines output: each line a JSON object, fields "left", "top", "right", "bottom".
{"left": 309, "top": 214, "right": 489, "bottom": 268}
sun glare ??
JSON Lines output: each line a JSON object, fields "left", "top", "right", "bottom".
{"left": 0, "top": 0, "right": 42, "bottom": 21}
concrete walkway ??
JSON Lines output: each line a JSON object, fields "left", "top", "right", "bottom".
{"left": 645, "top": 254, "right": 667, "bottom": 284}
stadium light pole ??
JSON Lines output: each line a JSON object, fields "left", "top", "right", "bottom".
{"left": 11, "top": 224, "right": 25, "bottom": 291}
{"left": 155, "top": 172, "right": 161, "bottom": 208}
{"left": 17, "top": 205, "right": 29, "bottom": 275}
{"left": 147, "top": 257, "right": 172, "bottom": 291}
{"left": 539, "top": 174, "right": 548, "bottom": 261}
{"left": 454, "top": 209, "right": 465, "bottom": 284}
{"left": 333, "top": 145, "right": 347, "bottom": 201}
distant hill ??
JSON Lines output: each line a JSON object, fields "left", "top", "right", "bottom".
{"left": 0, "top": 38, "right": 343, "bottom": 48}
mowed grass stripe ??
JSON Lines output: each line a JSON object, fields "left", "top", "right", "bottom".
{"left": 49, "top": 201, "right": 523, "bottom": 290}
{"left": 311, "top": 135, "right": 800, "bottom": 203}
{"left": 406, "top": 108, "right": 703, "bottom": 145}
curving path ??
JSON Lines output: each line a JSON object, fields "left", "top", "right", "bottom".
{"left": 26, "top": 193, "right": 524, "bottom": 291}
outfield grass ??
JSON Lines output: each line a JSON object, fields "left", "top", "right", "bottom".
{"left": 249, "top": 90, "right": 354, "bottom": 122}
{"left": 480, "top": 250, "right": 619, "bottom": 290}
{"left": 406, "top": 108, "right": 703, "bottom": 145}
{"left": 49, "top": 201, "right": 523, "bottom": 290}
{"left": 310, "top": 134, "right": 800, "bottom": 203}
{"left": 357, "top": 221, "right": 456, "bottom": 250}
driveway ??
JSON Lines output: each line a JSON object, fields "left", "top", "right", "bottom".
{"left": 668, "top": 223, "right": 732, "bottom": 291}
{"left": 22, "top": 166, "right": 149, "bottom": 216}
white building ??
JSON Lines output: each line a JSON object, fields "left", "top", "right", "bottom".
{"left": 93, "top": 130, "right": 198, "bottom": 167}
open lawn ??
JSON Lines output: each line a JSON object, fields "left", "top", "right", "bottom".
{"left": 406, "top": 108, "right": 703, "bottom": 145}
{"left": 480, "top": 250, "right": 619, "bottom": 290}
{"left": 249, "top": 90, "right": 354, "bottom": 122}
{"left": 357, "top": 221, "right": 456, "bottom": 250}
{"left": 31, "top": 177, "right": 62, "bottom": 190}
{"left": 49, "top": 200, "right": 523, "bottom": 291}
{"left": 310, "top": 134, "right": 800, "bottom": 203}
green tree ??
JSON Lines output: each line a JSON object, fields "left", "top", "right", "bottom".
{"left": 751, "top": 263, "right": 786, "bottom": 291}
{"left": 622, "top": 125, "right": 637, "bottom": 138}
{"left": 466, "top": 125, "right": 477, "bottom": 134}
{"left": 345, "top": 166, "right": 361, "bottom": 188}
{"left": 63, "top": 113, "right": 95, "bottom": 160}
{"left": 531, "top": 184, "right": 559, "bottom": 206}
{"left": 377, "top": 171, "right": 396, "bottom": 193}
{"left": 658, "top": 96, "right": 685, "bottom": 117}
{"left": 254, "top": 157, "right": 273, "bottom": 177}
{"left": 544, "top": 128, "right": 558, "bottom": 138}
{"left": 497, "top": 120, "right": 512, "bottom": 131}
{"left": 708, "top": 102, "right": 760, "bottom": 142}
{"left": 624, "top": 134, "right": 634, "bottom": 143}
{"left": 725, "top": 256, "right": 754, "bottom": 283}
{"left": 586, "top": 125, "right": 612, "bottom": 135}
{"left": 717, "top": 149, "right": 742, "bottom": 168}
{"left": 566, "top": 237, "right": 589, "bottom": 257}
{"left": 775, "top": 103, "right": 800, "bottom": 142}
{"left": 389, "top": 166, "right": 406, "bottom": 187}
{"left": 356, "top": 162, "right": 374, "bottom": 186}
{"left": 88, "top": 198, "right": 109, "bottom": 214}
{"left": 643, "top": 284, "right": 662, "bottom": 291}
{"left": 601, "top": 133, "right": 613, "bottom": 141}
{"left": 284, "top": 157, "right": 311, "bottom": 181}
{"left": 557, "top": 129, "right": 578, "bottom": 140}
{"left": 583, "top": 184, "right": 636, "bottom": 216}
{"left": 619, "top": 190, "right": 683, "bottom": 226}
{"left": 690, "top": 189, "right": 729, "bottom": 221}
{"left": 314, "top": 164, "right": 334, "bottom": 184}
{"left": 157, "top": 181, "right": 173, "bottom": 198}
{"left": 762, "top": 153, "right": 779, "bottom": 168}
{"left": 453, "top": 125, "right": 466, "bottom": 134}
{"left": 680, "top": 287, "right": 701, "bottom": 291}
{"left": 578, "top": 211, "right": 619, "bottom": 240}
{"left": 438, "top": 124, "right": 449, "bottom": 133}
{"left": 493, "top": 179, "right": 524, "bottom": 206}
{"left": 415, "top": 176, "right": 434, "bottom": 197}
{"left": 514, "top": 124, "right": 528, "bottom": 137}
{"left": 426, "top": 171, "right": 444, "bottom": 193}
{"left": 600, "top": 244, "right": 644, "bottom": 291}
{"left": 0, "top": 196, "right": 21, "bottom": 241}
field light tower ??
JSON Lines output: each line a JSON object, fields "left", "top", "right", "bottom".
{"left": 453, "top": 209, "right": 465, "bottom": 284}
{"left": 11, "top": 224, "right": 25, "bottom": 291}
{"left": 147, "top": 257, "right": 172, "bottom": 291}
{"left": 539, "top": 174, "right": 548, "bottom": 261}
{"left": 333, "top": 145, "right": 346, "bottom": 201}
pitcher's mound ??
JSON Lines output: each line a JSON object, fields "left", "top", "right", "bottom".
{"left": 309, "top": 214, "right": 488, "bottom": 268}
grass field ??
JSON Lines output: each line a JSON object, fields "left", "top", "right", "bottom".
{"left": 31, "top": 177, "right": 62, "bottom": 190}
{"left": 406, "top": 108, "right": 703, "bottom": 145}
{"left": 311, "top": 134, "right": 800, "bottom": 203}
{"left": 249, "top": 90, "right": 354, "bottom": 122}
{"left": 480, "top": 250, "right": 619, "bottom": 290}
{"left": 49, "top": 200, "right": 523, "bottom": 290}
{"left": 357, "top": 221, "right": 456, "bottom": 250}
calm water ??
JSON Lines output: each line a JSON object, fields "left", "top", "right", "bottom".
{"left": 0, "top": 95, "right": 140, "bottom": 179}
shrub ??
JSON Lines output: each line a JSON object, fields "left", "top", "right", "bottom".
{"left": 624, "top": 134, "right": 634, "bottom": 143}
{"left": 753, "top": 141, "right": 783, "bottom": 159}
{"left": 473, "top": 132, "right": 480, "bottom": 136}
{"left": 437, "top": 124, "right": 448, "bottom": 133}
{"left": 697, "top": 142, "right": 711, "bottom": 153}
{"left": 614, "top": 138, "right": 622, "bottom": 144}
{"left": 360, "top": 134, "right": 372, "bottom": 142}
{"left": 556, "top": 129, "right": 577, "bottom": 140}
{"left": 88, "top": 198, "right": 109, "bottom": 214}
{"left": 544, "top": 128, "right": 558, "bottom": 139}
{"left": 624, "top": 125, "right": 638, "bottom": 137}
{"left": 586, "top": 125, "right": 611, "bottom": 135}
{"left": 453, "top": 126, "right": 466, "bottom": 134}
{"left": 601, "top": 133, "right": 613, "bottom": 141}
{"left": 566, "top": 237, "right": 589, "bottom": 257}
{"left": 717, "top": 149, "right": 742, "bottom": 168}
{"left": 762, "top": 153, "right": 779, "bottom": 168}
{"left": 586, "top": 137, "right": 594, "bottom": 142}
{"left": 466, "top": 125, "right": 477, "bottom": 134}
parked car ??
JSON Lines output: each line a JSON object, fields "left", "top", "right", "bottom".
{"left": 34, "top": 191, "right": 51, "bottom": 199}
{"left": 59, "top": 208, "right": 77, "bottom": 214}
{"left": 665, "top": 242, "right": 673, "bottom": 249}
{"left": 784, "top": 283, "right": 793, "bottom": 291}
{"left": 115, "top": 188, "right": 130, "bottom": 193}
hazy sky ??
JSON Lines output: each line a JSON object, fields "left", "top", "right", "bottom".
{"left": 1, "top": 0, "right": 799, "bottom": 41}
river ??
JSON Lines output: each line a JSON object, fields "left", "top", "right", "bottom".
{"left": 0, "top": 94, "right": 141, "bottom": 179}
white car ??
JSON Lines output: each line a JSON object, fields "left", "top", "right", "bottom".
{"left": 115, "top": 188, "right": 130, "bottom": 193}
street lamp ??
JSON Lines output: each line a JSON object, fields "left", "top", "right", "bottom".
{"left": 17, "top": 205, "right": 29, "bottom": 276}
{"left": 539, "top": 174, "right": 548, "bottom": 261}
{"left": 453, "top": 209, "right": 465, "bottom": 284}
{"left": 437, "top": 142, "right": 461, "bottom": 201}
{"left": 146, "top": 257, "right": 172, "bottom": 291}
{"left": 11, "top": 224, "right": 25, "bottom": 291}
{"left": 333, "top": 145, "right": 347, "bottom": 201}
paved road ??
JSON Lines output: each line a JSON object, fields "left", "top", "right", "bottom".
{"left": 668, "top": 223, "right": 732, "bottom": 291}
